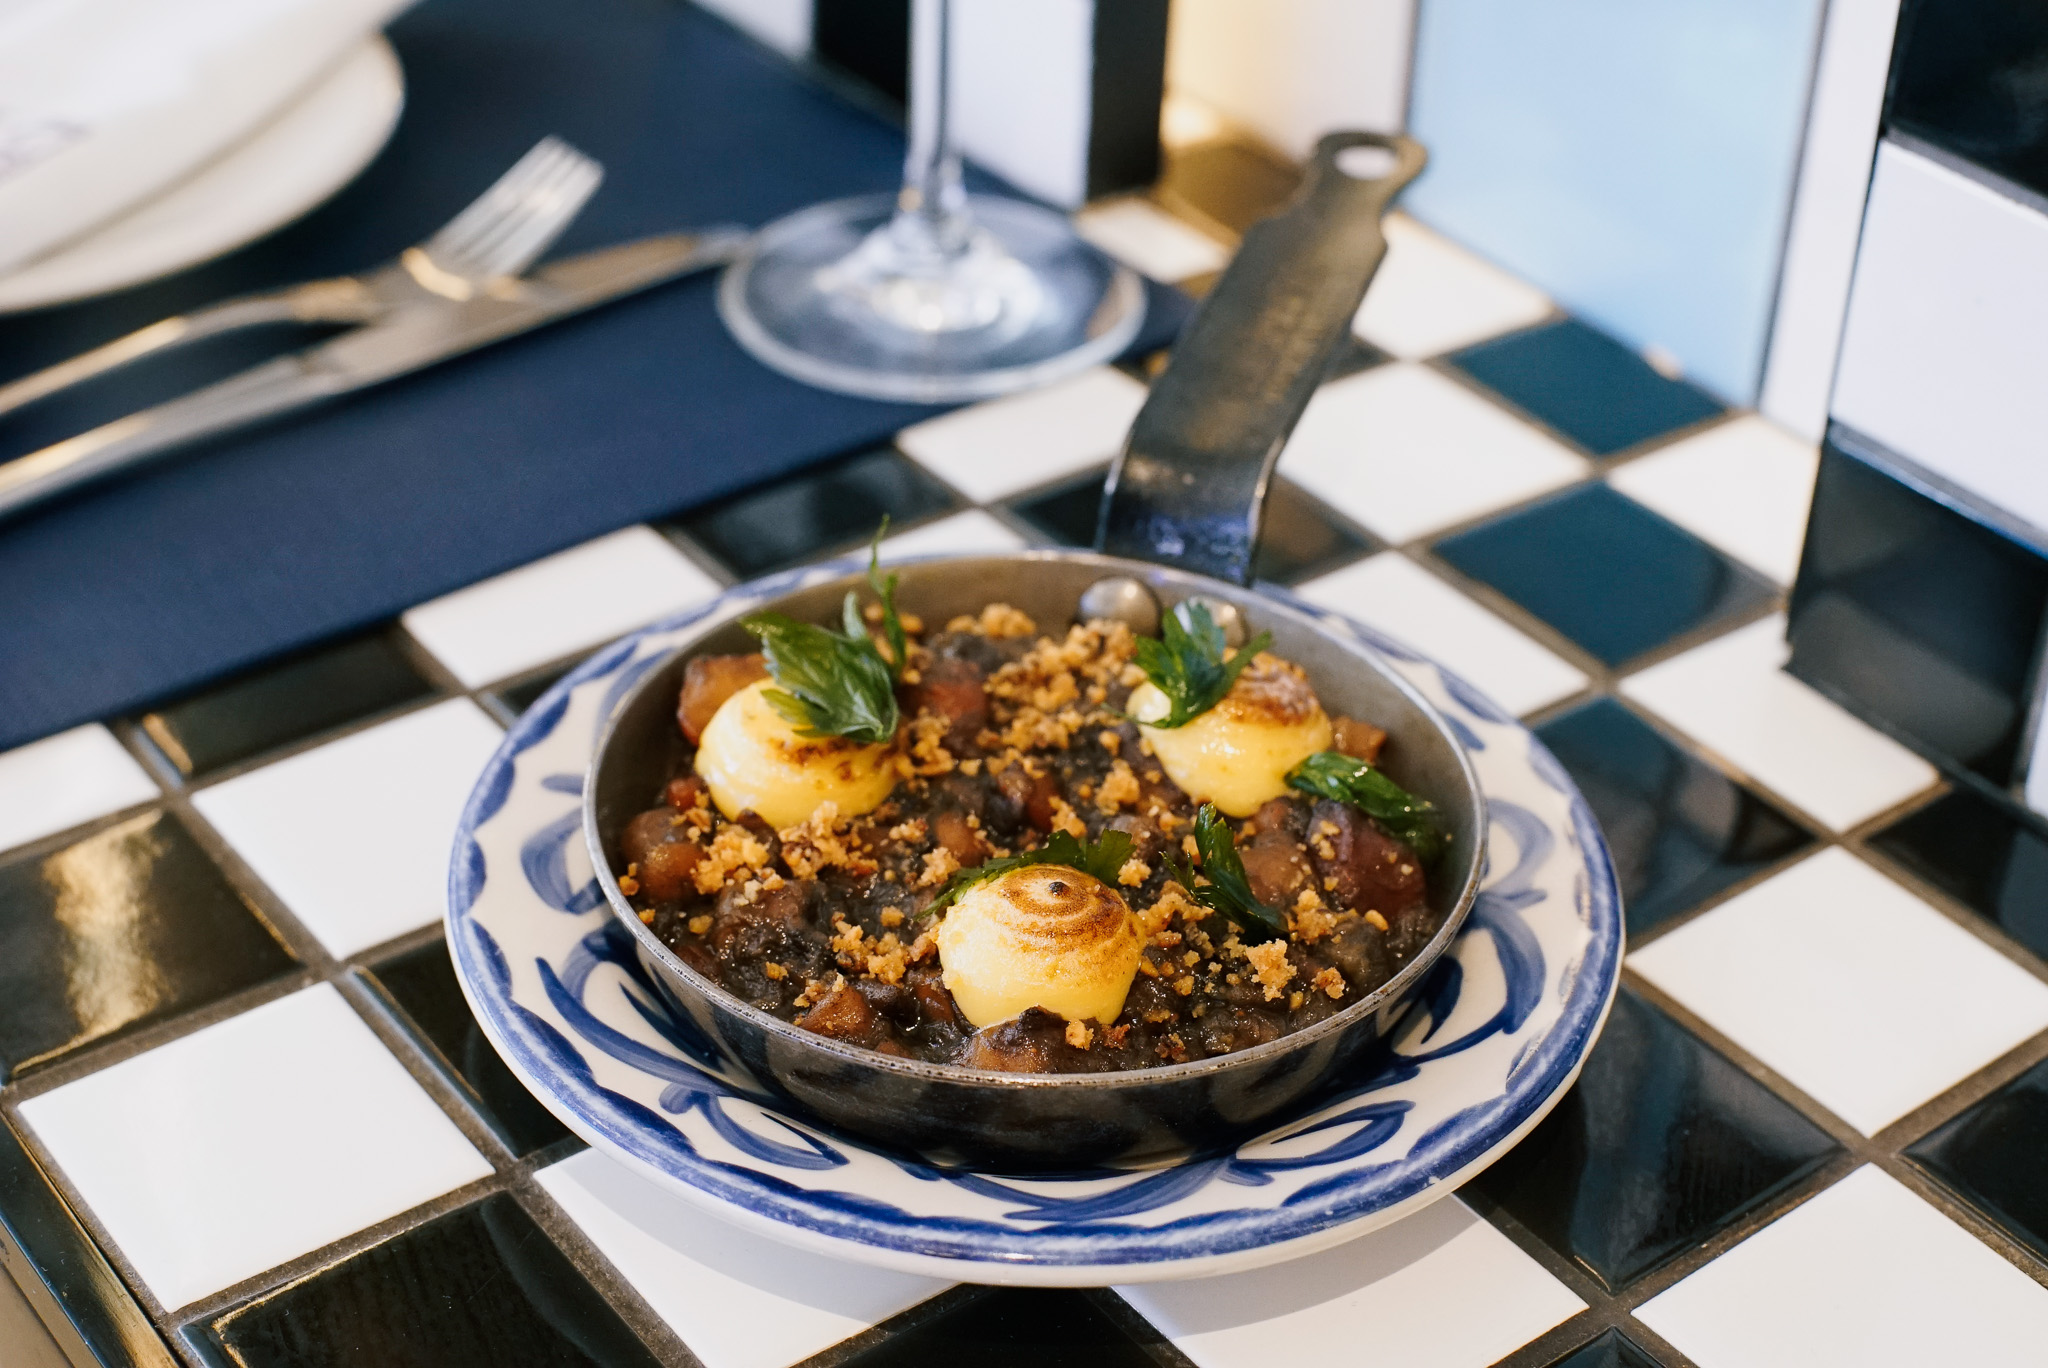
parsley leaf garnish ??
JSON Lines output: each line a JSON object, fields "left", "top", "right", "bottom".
{"left": 741, "top": 522, "right": 906, "bottom": 744}
{"left": 922, "top": 828, "right": 1135, "bottom": 918}
{"left": 1286, "top": 751, "right": 1446, "bottom": 865}
{"left": 1132, "top": 602, "right": 1273, "bottom": 728}
{"left": 1161, "top": 803, "right": 1289, "bottom": 941}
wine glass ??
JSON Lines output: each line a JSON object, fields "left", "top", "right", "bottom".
{"left": 717, "top": 0, "right": 1146, "bottom": 403}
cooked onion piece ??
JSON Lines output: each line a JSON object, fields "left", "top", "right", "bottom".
{"left": 695, "top": 680, "right": 896, "bottom": 828}
{"left": 1130, "top": 654, "right": 1334, "bottom": 817}
{"left": 936, "top": 866, "right": 1143, "bottom": 1029}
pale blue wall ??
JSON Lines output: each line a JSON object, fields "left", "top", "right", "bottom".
{"left": 1406, "top": 0, "right": 1827, "bottom": 405}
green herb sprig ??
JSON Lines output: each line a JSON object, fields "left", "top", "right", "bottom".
{"left": 1286, "top": 751, "right": 1446, "bottom": 864}
{"left": 1161, "top": 803, "right": 1289, "bottom": 941}
{"left": 1132, "top": 603, "right": 1273, "bottom": 729}
{"left": 741, "top": 523, "right": 908, "bottom": 745}
{"left": 921, "top": 828, "right": 1135, "bottom": 918}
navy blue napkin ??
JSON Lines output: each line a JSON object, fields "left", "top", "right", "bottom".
{"left": 0, "top": 0, "right": 1189, "bottom": 750}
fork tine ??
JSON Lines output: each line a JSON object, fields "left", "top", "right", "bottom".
{"left": 423, "top": 142, "right": 564, "bottom": 247}
{"left": 423, "top": 139, "right": 602, "bottom": 281}
{"left": 458, "top": 157, "right": 603, "bottom": 278}
{"left": 422, "top": 139, "right": 575, "bottom": 265}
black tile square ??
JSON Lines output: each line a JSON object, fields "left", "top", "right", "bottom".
{"left": 1434, "top": 483, "right": 1776, "bottom": 667}
{"left": 670, "top": 447, "right": 960, "bottom": 578}
{"left": 1907, "top": 1056, "right": 2048, "bottom": 1263}
{"left": 1788, "top": 429, "right": 2048, "bottom": 787}
{"left": 1544, "top": 1329, "right": 1665, "bottom": 1368}
{"left": 0, "top": 812, "right": 296, "bottom": 1080}
{"left": 844, "top": 1289, "right": 1153, "bottom": 1368}
{"left": 1870, "top": 788, "right": 2048, "bottom": 962}
{"left": 1323, "top": 332, "right": 1392, "bottom": 383}
{"left": 1888, "top": 0, "right": 2048, "bottom": 202}
{"left": 137, "top": 629, "right": 434, "bottom": 779}
{"left": 370, "top": 940, "right": 570, "bottom": 1155}
{"left": 195, "top": 1194, "right": 658, "bottom": 1368}
{"left": 1537, "top": 700, "right": 1813, "bottom": 938}
{"left": 1449, "top": 319, "right": 1723, "bottom": 456}
{"left": 1009, "top": 469, "right": 1376, "bottom": 586}
{"left": 1469, "top": 987, "right": 1840, "bottom": 1291}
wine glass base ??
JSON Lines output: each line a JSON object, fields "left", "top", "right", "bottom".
{"left": 718, "top": 193, "right": 1147, "bottom": 404}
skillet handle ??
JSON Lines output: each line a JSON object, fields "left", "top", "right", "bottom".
{"left": 1095, "top": 131, "right": 1425, "bottom": 585}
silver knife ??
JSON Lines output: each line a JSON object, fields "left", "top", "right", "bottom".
{"left": 0, "top": 226, "right": 749, "bottom": 523}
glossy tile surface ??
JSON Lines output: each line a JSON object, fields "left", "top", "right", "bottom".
{"left": 0, "top": 812, "right": 295, "bottom": 1080}
{"left": 1471, "top": 988, "right": 1839, "bottom": 1290}
{"left": 1354, "top": 213, "right": 1555, "bottom": 361}
{"left": 1621, "top": 615, "right": 1939, "bottom": 831}
{"left": 877, "top": 509, "right": 1028, "bottom": 561}
{"left": 0, "top": 726, "right": 158, "bottom": 855}
{"left": 1008, "top": 470, "right": 1375, "bottom": 586}
{"left": 1075, "top": 198, "right": 1230, "bottom": 283}
{"left": 1115, "top": 1197, "right": 1583, "bottom": 1368}
{"left": 18, "top": 985, "right": 491, "bottom": 1310}
{"left": 195, "top": 1194, "right": 659, "bottom": 1368}
{"left": 896, "top": 367, "right": 1147, "bottom": 503}
{"left": 1888, "top": 0, "right": 2048, "bottom": 199}
{"left": 1607, "top": 415, "right": 1820, "bottom": 585}
{"left": 372, "top": 941, "right": 568, "bottom": 1156}
{"left": 841, "top": 1290, "right": 1149, "bottom": 1368}
{"left": 402, "top": 527, "right": 721, "bottom": 688}
{"left": 673, "top": 447, "right": 961, "bottom": 578}
{"left": 1297, "top": 552, "right": 1588, "bottom": 717}
{"left": 1636, "top": 1166, "right": 2048, "bottom": 1368}
{"left": 1907, "top": 1056, "right": 2048, "bottom": 1262}
{"left": 1788, "top": 436, "right": 2048, "bottom": 786}
{"left": 1449, "top": 319, "right": 1724, "bottom": 456}
{"left": 137, "top": 630, "right": 435, "bottom": 779}
{"left": 1536, "top": 699, "right": 1813, "bottom": 937}
{"left": 1869, "top": 788, "right": 2048, "bottom": 961}
{"left": 1277, "top": 363, "right": 1589, "bottom": 545}
{"left": 1544, "top": 1329, "right": 1665, "bottom": 1368}
{"left": 541, "top": 1151, "right": 947, "bottom": 1368}
{"left": 1435, "top": 483, "right": 1776, "bottom": 668}
{"left": 1630, "top": 849, "right": 2048, "bottom": 1134}
{"left": 192, "top": 700, "right": 504, "bottom": 958}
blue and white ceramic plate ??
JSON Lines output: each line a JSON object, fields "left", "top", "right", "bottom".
{"left": 446, "top": 559, "right": 1623, "bottom": 1285}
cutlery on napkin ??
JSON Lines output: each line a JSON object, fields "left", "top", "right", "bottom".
{"left": 0, "top": 0, "right": 415, "bottom": 273}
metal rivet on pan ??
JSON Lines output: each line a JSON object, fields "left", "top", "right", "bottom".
{"left": 1077, "top": 576, "right": 1160, "bottom": 635}
{"left": 1174, "top": 595, "right": 1246, "bottom": 647}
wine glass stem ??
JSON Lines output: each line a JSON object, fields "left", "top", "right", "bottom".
{"left": 896, "top": 0, "right": 970, "bottom": 256}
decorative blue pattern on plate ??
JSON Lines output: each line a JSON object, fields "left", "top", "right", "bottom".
{"left": 446, "top": 558, "right": 1623, "bottom": 1284}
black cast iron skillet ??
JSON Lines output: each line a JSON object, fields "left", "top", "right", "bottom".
{"left": 587, "top": 133, "right": 1482, "bottom": 1170}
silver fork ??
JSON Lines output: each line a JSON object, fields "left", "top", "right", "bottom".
{"left": 0, "top": 137, "right": 604, "bottom": 418}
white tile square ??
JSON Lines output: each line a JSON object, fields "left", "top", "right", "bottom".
{"left": 1115, "top": 1196, "right": 1583, "bottom": 1368}
{"left": 403, "top": 525, "right": 722, "bottom": 688}
{"left": 879, "top": 509, "right": 1028, "bottom": 562}
{"left": 896, "top": 367, "right": 1146, "bottom": 503}
{"left": 1621, "top": 614, "right": 1937, "bottom": 830}
{"left": 1296, "top": 553, "right": 1588, "bottom": 717}
{"left": 1637, "top": 1166, "right": 2048, "bottom": 1367}
{"left": 1076, "top": 198, "right": 1230, "bottom": 282}
{"left": 0, "top": 725, "right": 157, "bottom": 855}
{"left": 1353, "top": 213, "right": 1554, "bottom": 360}
{"left": 18, "top": 985, "right": 490, "bottom": 1311}
{"left": 193, "top": 700, "right": 503, "bottom": 957}
{"left": 1608, "top": 415, "right": 1821, "bottom": 584}
{"left": 1631, "top": 848, "right": 2048, "bottom": 1134}
{"left": 538, "top": 1151, "right": 949, "bottom": 1368}
{"left": 1277, "top": 364, "right": 1589, "bottom": 545}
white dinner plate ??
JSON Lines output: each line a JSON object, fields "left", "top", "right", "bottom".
{"left": 0, "top": 37, "right": 404, "bottom": 314}
{"left": 446, "top": 558, "right": 1624, "bottom": 1285}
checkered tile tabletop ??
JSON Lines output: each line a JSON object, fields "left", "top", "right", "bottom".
{"left": 5, "top": 200, "right": 2048, "bottom": 1368}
